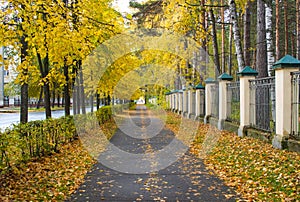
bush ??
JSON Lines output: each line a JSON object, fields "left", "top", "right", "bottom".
{"left": 0, "top": 105, "right": 123, "bottom": 173}
{"left": 0, "top": 116, "right": 76, "bottom": 173}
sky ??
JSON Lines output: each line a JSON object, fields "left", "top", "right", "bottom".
{"left": 113, "top": 0, "right": 145, "bottom": 14}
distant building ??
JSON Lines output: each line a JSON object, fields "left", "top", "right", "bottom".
{"left": 0, "top": 46, "right": 18, "bottom": 107}
{"left": 0, "top": 46, "right": 4, "bottom": 107}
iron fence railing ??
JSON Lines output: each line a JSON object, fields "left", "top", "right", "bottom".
{"left": 249, "top": 77, "right": 275, "bottom": 132}
{"left": 211, "top": 83, "right": 219, "bottom": 118}
{"left": 291, "top": 72, "right": 300, "bottom": 140}
{"left": 226, "top": 82, "right": 240, "bottom": 123}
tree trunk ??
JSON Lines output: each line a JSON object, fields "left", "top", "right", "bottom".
{"left": 200, "top": 0, "right": 207, "bottom": 78}
{"left": 75, "top": 75, "right": 80, "bottom": 114}
{"left": 37, "top": 52, "right": 51, "bottom": 118}
{"left": 209, "top": 9, "right": 221, "bottom": 78}
{"left": 43, "top": 54, "right": 52, "bottom": 118}
{"left": 276, "top": 0, "right": 281, "bottom": 60}
{"left": 52, "top": 84, "right": 55, "bottom": 108}
{"left": 37, "top": 86, "right": 43, "bottom": 109}
{"left": 90, "top": 94, "right": 94, "bottom": 113}
{"left": 96, "top": 93, "right": 100, "bottom": 110}
{"left": 244, "top": 0, "right": 251, "bottom": 66}
{"left": 297, "top": 0, "right": 300, "bottom": 59}
{"left": 221, "top": 0, "right": 225, "bottom": 73}
{"left": 72, "top": 86, "right": 77, "bottom": 115}
{"left": 228, "top": 23, "right": 233, "bottom": 75}
{"left": 229, "top": 0, "right": 245, "bottom": 72}
{"left": 284, "top": 0, "right": 289, "bottom": 55}
{"left": 63, "top": 61, "right": 71, "bottom": 116}
{"left": 57, "top": 93, "right": 60, "bottom": 107}
{"left": 20, "top": 12, "right": 28, "bottom": 124}
{"left": 256, "top": 0, "right": 267, "bottom": 78}
{"left": 78, "top": 61, "right": 86, "bottom": 114}
{"left": 266, "top": 2, "right": 275, "bottom": 76}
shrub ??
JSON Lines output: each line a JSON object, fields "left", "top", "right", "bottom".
{"left": 0, "top": 116, "right": 76, "bottom": 173}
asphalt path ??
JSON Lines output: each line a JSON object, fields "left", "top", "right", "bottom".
{"left": 67, "top": 105, "right": 241, "bottom": 201}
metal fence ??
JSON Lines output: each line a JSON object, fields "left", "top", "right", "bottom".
{"left": 3, "top": 96, "right": 9, "bottom": 107}
{"left": 291, "top": 72, "right": 300, "bottom": 139}
{"left": 226, "top": 82, "right": 240, "bottom": 123}
{"left": 211, "top": 83, "right": 219, "bottom": 118}
{"left": 249, "top": 77, "right": 275, "bottom": 132}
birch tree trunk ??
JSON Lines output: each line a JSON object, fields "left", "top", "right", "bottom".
{"left": 229, "top": 0, "right": 245, "bottom": 72}
{"left": 266, "top": 3, "right": 275, "bottom": 76}
{"left": 209, "top": 9, "right": 221, "bottom": 77}
{"left": 256, "top": 0, "right": 267, "bottom": 78}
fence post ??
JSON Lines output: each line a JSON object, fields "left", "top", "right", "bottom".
{"left": 178, "top": 90, "right": 182, "bottom": 114}
{"left": 204, "top": 78, "right": 215, "bottom": 124}
{"left": 182, "top": 88, "right": 188, "bottom": 117}
{"left": 187, "top": 87, "right": 194, "bottom": 118}
{"left": 166, "top": 93, "right": 171, "bottom": 109}
{"left": 218, "top": 73, "right": 233, "bottom": 130}
{"left": 237, "top": 66, "right": 258, "bottom": 137}
{"left": 171, "top": 91, "right": 175, "bottom": 112}
{"left": 195, "top": 83, "right": 205, "bottom": 120}
{"left": 272, "top": 55, "right": 300, "bottom": 149}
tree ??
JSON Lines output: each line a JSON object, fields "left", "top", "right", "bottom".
{"left": 265, "top": 1, "right": 275, "bottom": 75}
{"left": 256, "top": 0, "right": 267, "bottom": 78}
{"left": 244, "top": 0, "right": 251, "bottom": 66}
{"left": 229, "top": 0, "right": 245, "bottom": 72}
{"left": 297, "top": 0, "right": 300, "bottom": 59}
{"left": 209, "top": 9, "right": 221, "bottom": 77}
{"left": 275, "top": 0, "right": 281, "bottom": 60}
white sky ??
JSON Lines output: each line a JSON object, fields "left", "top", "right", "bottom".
{"left": 113, "top": 0, "right": 145, "bottom": 14}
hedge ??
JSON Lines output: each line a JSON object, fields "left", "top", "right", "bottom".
{"left": 0, "top": 105, "right": 123, "bottom": 173}
{"left": 0, "top": 116, "right": 76, "bottom": 172}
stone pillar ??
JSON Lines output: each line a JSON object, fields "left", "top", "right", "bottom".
{"left": 217, "top": 73, "right": 233, "bottom": 130}
{"left": 187, "top": 89, "right": 193, "bottom": 118}
{"left": 182, "top": 89, "right": 188, "bottom": 117}
{"left": 178, "top": 91, "right": 183, "bottom": 114}
{"left": 171, "top": 92, "right": 175, "bottom": 112}
{"left": 195, "top": 84, "right": 205, "bottom": 119}
{"left": 237, "top": 66, "right": 258, "bottom": 137}
{"left": 174, "top": 91, "right": 178, "bottom": 112}
{"left": 272, "top": 55, "right": 300, "bottom": 149}
{"left": 204, "top": 78, "right": 215, "bottom": 124}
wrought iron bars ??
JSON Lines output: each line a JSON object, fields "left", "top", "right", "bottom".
{"left": 226, "top": 82, "right": 240, "bottom": 123}
{"left": 291, "top": 72, "right": 300, "bottom": 140}
{"left": 210, "top": 83, "right": 219, "bottom": 118}
{"left": 249, "top": 77, "right": 275, "bottom": 132}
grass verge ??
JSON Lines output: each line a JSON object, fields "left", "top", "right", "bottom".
{"left": 0, "top": 117, "right": 117, "bottom": 201}
{"left": 166, "top": 111, "right": 300, "bottom": 201}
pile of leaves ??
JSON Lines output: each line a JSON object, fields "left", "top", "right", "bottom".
{"left": 0, "top": 116, "right": 118, "bottom": 201}
{"left": 166, "top": 112, "right": 300, "bottom": 201}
